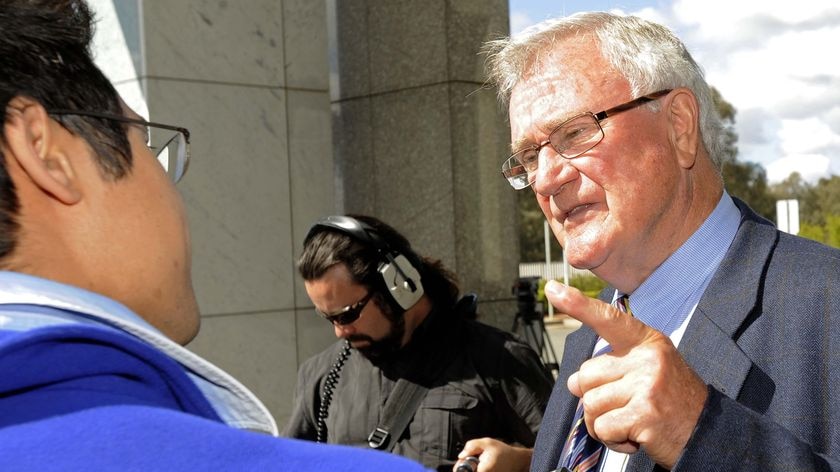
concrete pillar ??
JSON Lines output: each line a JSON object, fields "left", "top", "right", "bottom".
{"left": 330, "top": 0, "right": 519, "bottom": 330}
{"left": 94, "top": 0, "right": 518, "bottom": 428}
{"left": 137, "top": 0, "right": 336, "bottom": 426}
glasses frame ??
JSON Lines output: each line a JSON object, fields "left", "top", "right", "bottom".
{"left": 502, "top": 89, "right": 673, "bottom": 190}
{"left": 317, "top": 292, "right": 373, "bottom": 326}
{"left": 48, "top": 109, "right": 191, "bottom": 183}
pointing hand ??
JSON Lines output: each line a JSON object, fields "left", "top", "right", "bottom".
{"left": 545, "top": 281, "right": 707, "bottom": 469}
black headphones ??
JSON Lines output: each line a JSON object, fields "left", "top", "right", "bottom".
{"left": 304, "top": 215, "right": 425, "bottom": 311}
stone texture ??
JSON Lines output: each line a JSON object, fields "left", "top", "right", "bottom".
{"left": 283, "top": 0, "right": 330, "bottom": 90}
{"left": 142, "top": 1, "right": 285, "bottom": 85}
{"left": 287, "top": 89, "right": 335, "bottom": 305}
{"left": 332, "top": 97, "right": 375, "bottom": 212}
{"left": 449, "top": 81, "right": 520, "bottom": 329}
{"left": 186, "top": 309, "right": 296, "bottom": 426}
{"left": 108, "top": 0, "right": 515, "bottom": 425}
{"left": 446, "top": 1, "right": 511, "bottom": 83}
{"left": 145, "top": 79, "right": 294, "bottom": 316}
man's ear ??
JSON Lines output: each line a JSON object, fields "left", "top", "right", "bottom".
{"left": 667, "top": 88, "right": 701, "bottom": 169}
{"left": 4, "top": 96, "right": 82, "bottom": 204}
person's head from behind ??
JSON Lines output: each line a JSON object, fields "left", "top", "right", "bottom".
{"left": 485, "top": 12, "right": 725, "bottom": 292}
{"left": 0, "top": 0, "right": 199, "bottom": 343}
{"left": 298, "top": 215, "right": 458, "bottom": 360}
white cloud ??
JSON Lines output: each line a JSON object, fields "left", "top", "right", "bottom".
{"left": 766, "top": 154, "right": 831, "bottom": 183}
{"left": 778, "top": 118, "right": 840, "bottom": 155}
{"left": 661, "top": 0, "right": 840, "bottom": 183}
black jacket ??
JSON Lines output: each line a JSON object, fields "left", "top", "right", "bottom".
{"left": 285, "top": 305, "right": 554, "bottom": 471}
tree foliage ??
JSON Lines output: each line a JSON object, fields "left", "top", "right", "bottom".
{"left": 773, "top": 174, "right": 840, "bottom": 247}
{"left": 518, "top": 190, "right": 563, "bottom": 262}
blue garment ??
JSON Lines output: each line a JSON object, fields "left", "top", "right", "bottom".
{"left": 0, "top": 273, "right": 430, "bottom": 471}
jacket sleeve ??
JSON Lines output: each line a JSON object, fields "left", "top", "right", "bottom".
{"left": 674, "top": 387, "right": 840, "bottom": 471}
{"left": 281, "top": 358, "right": 321, "bottom": 440}
{"left": 494, "top": 337, "right": 555, "bottom": 446}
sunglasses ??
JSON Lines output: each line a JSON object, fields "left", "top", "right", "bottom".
{"left": 316, "top": 292, "right": 373, "bottom": 326}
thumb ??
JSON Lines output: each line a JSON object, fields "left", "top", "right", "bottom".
{"left": 544, "top": 280, "right": 651, "bottom": 352}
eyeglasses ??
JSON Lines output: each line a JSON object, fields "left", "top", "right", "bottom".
{"left": 502, "top": 89, "right": 672, "bottom": 190}
{"left": 316, "top": 292, "right": 373, "bottom": 326}
{"left": 48, "top": 109, "right": 191, "bottom": 183}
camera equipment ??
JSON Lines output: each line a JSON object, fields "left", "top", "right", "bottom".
{"left": 510, "top": 277, "right": 559, "bottom": 375}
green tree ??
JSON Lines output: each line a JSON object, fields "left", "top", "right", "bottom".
{"left": 826, "top": 214, "right": 840, "bottom": 248}
{"left": 721, "top": 160, "right": 775, "bottom": 221}
{"left": 710, "top": 87, "right": 738, "bottom": 166}
{"left": 798, "top": 223, "right": 825, "bottom": 243}
{"left": 813, "top": 176, "right": 840, "bottom": 222}
{"left": 711, "top": 87, "right": 776, "bottom": 221}
{"left": 518, "top": 191, "right": 563, "bottom": 262}
{"left": 771, "top": 174, "right": 840, "bottom": 248}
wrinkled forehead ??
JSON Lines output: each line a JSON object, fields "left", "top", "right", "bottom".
{"left": 508, "top": 39, "right": 629, "bottom": 139}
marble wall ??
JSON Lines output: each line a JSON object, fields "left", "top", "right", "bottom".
{"left": 114, "top": 0, "right": 517, "bottom": 428}
{"left": 138, "top": 0, "right": 336, "bottom": 426}
{"left": 331, "top": 0, "right": 519, "bottom": 330}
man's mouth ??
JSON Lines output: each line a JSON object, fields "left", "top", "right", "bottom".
{"left": 562, "top": 203, "right": 592, "bottom": 223}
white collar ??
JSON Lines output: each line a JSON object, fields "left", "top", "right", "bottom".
{"left": 0, "top": 271, "right": 278, "bottom": 435}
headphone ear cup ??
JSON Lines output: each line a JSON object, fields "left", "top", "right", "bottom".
{"left": 378, "top": 254, "right": 424, "bottom": 310}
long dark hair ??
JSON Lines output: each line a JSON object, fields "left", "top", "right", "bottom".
{"left": 0, "top": 0, "right": 131, "bottom": 263}
{"left": 298, "top": 215, "right": 460, "bottom": 314}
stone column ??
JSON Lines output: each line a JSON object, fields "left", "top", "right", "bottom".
{"left": 330, "top": 0, "right": 518, "bottom": 329}
{"left": 138, "top": 0, "right": 336, "bottom": 425}
{"left": 100, "top": 0, "right": 518, "bottom": 428}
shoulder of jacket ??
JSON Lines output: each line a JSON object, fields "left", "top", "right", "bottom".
{"left": 299, "top": 341, "right": 350, "bottom": 375}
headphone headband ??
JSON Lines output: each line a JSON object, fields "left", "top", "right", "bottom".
{"left": 305, "top": 215, "right": 385, "bottom": 253}
{"left": 305, "top": 215, "right": 424, "bottom": 311}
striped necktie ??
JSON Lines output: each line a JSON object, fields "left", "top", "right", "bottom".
{"left": 558, "top": 294, "right": 631, "bottom": 472}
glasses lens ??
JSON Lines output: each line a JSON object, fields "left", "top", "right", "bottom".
{"left": 502, "top": 150, "right": 539, "bottom": 190}
{"left": 321, "top": 294, "right": 370, "bottom": 326}
{"left": 150, "top": 128, "right": 188, "bottom": 183}
{"left": 331, "top": 307, "right": 362, "bottom": 326}
{"left": 549, "top": 114, "right": 604, "bottom": 158}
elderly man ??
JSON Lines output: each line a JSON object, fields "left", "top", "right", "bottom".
{"left": 485, "top": 12, "right": 840, "bottom": 472}
{"left": 0, "top": 1, "right": 427, "bottom": 470}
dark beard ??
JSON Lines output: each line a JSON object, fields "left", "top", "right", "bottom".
{"left": 351, "top": 299, "right": 406, "bottom": 361}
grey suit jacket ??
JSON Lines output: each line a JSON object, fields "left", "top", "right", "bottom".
{"left": 532, "top": 200, "right": 840, "bottom": 471}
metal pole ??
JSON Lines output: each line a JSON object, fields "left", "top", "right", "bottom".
{"left": 544, "top": 220, "right": 554, "bottom": 318}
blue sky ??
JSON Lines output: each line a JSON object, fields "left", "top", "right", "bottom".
{"left": 509, "top": 0, "right": 840, "bottom": 184}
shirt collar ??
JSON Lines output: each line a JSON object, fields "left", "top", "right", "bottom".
{"left": 626, "top": 191, "right": 741, "bottom": 335}
{"left": 0, "top": 271, "right": 278, "bottom": 435}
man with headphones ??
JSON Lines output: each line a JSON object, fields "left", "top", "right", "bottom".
{"left": 284, "top": 215, "right": 554, "bottom": 472}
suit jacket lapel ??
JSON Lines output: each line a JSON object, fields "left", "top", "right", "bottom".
{"left": 680, "top": 200, "right": 776, "bottom": 396}
{"left": 531, "top": 325, "right": 597, "bottom": 472}
{"left": 626, "top": 199, "right": 777, "bottom": 471}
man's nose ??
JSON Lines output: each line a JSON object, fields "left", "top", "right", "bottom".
{"left": 334, "top": 323, "right": 355, "bottom": 338}
{"left": 532, "top": 147, "right": 578, "bottom": 196}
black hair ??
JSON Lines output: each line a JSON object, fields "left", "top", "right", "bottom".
{"left": 0, "top": 0, "right": 132, "bottom": 262}
{"left": 298, "top": 214, "right": 460, "bottom": 314}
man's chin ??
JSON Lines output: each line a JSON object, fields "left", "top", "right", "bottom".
{"left": 563, "top": 244, "right": 604, "bottom": 271}
{"left": 355, "top": 340, "right": 400, "bottom": 361}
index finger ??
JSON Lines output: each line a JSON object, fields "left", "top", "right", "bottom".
{"left": 544, "top": 280, "right": 654, "bottom": 351}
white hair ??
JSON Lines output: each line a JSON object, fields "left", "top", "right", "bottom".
{"left": 484, "top": 12, "right": 726, "bottom": 167}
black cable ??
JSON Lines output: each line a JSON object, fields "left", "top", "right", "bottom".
{"left": 316, "top": 340, "right": 352, "bottom": 443}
